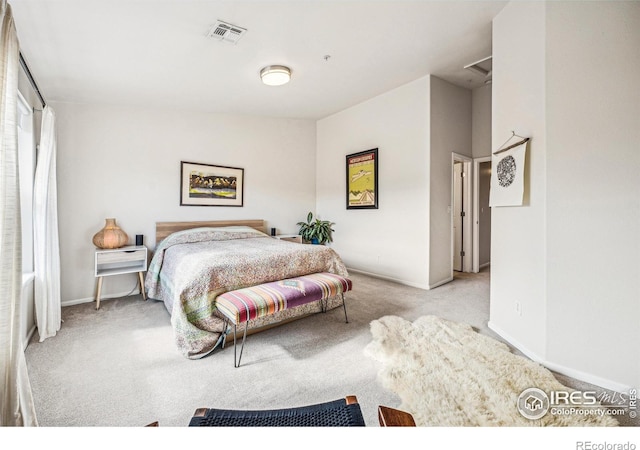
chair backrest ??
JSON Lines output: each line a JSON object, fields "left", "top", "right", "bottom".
{"left": 188, "top": 396, "right": 365, "bottom": 427}
{"left": 147, "top": 395, "right": 416, "bottom": 427}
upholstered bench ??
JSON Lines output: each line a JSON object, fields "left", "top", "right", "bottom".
{"left": 216, "top": 272, "right": 353, "bottom": 367}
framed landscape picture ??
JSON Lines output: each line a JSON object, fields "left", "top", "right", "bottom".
{"left": 180, "top": 161, "right": 244, "bottom": 206}
{"left": 346, "top": 148, "right": 378, "bottom": 209}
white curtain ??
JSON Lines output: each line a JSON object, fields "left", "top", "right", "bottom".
{"left": 33, "top": 105, "right": 60, "bottom": 341}
{"left": 0, "top": 0, "right": 38, "bottom": 426}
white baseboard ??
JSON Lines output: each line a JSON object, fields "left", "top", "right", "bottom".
{"left": 488, "top": 320, "right": 633, "bottom": 394}
{"left": 429, "top": 276, "right": 453, "bottom": 290}
{"left": 62, "top": 289, "right": 142, "bottom": 308}
{"left": 346, "top": 267, "right": 430, "bottom": 290}
{"left": 487, "top": 320, "right": 545, "bottom": 361}
{"left": 541, "top": 360, "right": 633, "bottom": 395}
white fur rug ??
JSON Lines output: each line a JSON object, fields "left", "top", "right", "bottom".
{"left": 364, "top": 315, "right": 618, "bottom": 426}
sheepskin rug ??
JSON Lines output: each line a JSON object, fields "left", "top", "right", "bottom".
{"left": 364, "top": 315, "right": 618, "bottom": 426}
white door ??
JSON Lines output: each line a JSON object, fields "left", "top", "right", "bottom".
{"left": 453, "top": 162, "right": 463, "bottom": 271}
{"left": 452, "top": 154, "right": 472, "bottom": 275}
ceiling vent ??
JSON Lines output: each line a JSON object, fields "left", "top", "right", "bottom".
{"left": 207, "top": 20, "right": 247, "bottom": 44}
{"left": 464, "top": 55, "right": 492, "bottom": 79}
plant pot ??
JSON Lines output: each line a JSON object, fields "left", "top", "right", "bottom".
{"left": 92, "top": 218, "right": 128, "bottom": 249}
{"left": 311, "top": 238, "right": 320, "bottom": 245}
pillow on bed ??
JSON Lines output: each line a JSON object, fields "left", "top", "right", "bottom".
{"left": 156, "top": 226, "right": 269, "bottom": 252}
{"left": 167, "top": 226, "right": 268, "bottom": 242}
{"left": 213, "top": 226, "right": 268, "bottom": 235}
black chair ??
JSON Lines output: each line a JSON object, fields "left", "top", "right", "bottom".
{"left": 186, "top": 395, "right": 415, "bottom": 427}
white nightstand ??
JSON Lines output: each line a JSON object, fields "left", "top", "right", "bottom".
{"left": 94, "top": 245, "right": 148, "bottom": 310}
{"left": 274, "top": 234, "right": 303, "bottom": 244}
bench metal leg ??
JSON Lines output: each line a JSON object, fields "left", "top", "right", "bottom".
{"left": 341, "top": 294, "right": 349, "bottom": 323}
{"left": 233, "top": 323, "right": 248, "bottom": 368}
{"left": 221, "top": 319, "right": 229, "bottom": 349}
{"left": 322, "top": 294, "right": 349, "bottom": 323}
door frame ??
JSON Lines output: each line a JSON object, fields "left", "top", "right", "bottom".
{"left": 451, "top": 153, "right": 473, "bottom": 275}
{"left": 473, "top": 156, "right": 492, "bottom": 273}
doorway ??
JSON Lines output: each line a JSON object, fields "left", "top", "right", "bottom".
{"left": 452, "top": 154, "right": 472, "bottom": 274}
{"left": 473, "top": 157, "right": 492, "bottom": 273}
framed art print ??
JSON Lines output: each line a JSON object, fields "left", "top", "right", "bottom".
{"left": 346, "top": 148, "right": 378, "bottom": 209}
{"left": 180, "top": 161, "right": 244, "bottom": 206}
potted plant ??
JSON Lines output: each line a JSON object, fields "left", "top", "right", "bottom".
{"left": 297, "top": 212, "right": 335, "bottom": 245}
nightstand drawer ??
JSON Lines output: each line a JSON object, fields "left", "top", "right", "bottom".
{"left": 96, "top": 249, "right": 146, "bottom": 264}
{"left": 274, "top": 234, "right": 302, "bottom": 244}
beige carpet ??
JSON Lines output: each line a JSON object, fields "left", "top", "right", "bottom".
{"left": 23, "top": 269, "right": 636, "bottom": 430}
{"left": 364, "top": 315, "right": 619, "bottom": 426}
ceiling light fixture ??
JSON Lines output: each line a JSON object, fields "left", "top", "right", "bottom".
{"left": 260, "top": 65, "right": 291, "bottom": 86}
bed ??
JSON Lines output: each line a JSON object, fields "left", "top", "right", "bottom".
{"left": 145, "top": 220, "right": 349, "bottom": 359}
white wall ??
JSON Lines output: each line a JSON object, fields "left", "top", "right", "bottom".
{"left": 316, "top": 75, "right": 473, "bottom": 289}
{"left": 544, "top": 1, "right": 640, "bottom": 390}
{"left": 54, "top": 102, "right": 317, "bottom": 303}
{"left": 472, "top": 84, "right": 492, "bottom": 270}
{"left": 429, "top": 76, "right": 472, "bottom": 286}
{"left": 472, "top": 84, "right": 492, "bottom": 158}
{"left": 491, "top": 1, "right": 639, "bottom": 390}
{"left": 316, "top": 77, "right": 431, "bottom": 288}
{"left": 490, "top": 0, "right": 548, "bottom": 359}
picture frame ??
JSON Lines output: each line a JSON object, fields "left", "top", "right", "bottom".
{"left": 180, "top": 161, "right": 244, "bottom": 207}
{"left": 346, "top": 148, "right": 378, "bottom": 209}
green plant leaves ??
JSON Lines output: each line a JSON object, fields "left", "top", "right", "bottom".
{"left": 296, "top": 212, "right": 334, "bottom": 244}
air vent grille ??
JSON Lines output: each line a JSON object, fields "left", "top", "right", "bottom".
{"left": 207, "top": 20, "right": 247, "bottom": 44}
{"left": 464, "top": 56, "right": 492, "bottom": 78}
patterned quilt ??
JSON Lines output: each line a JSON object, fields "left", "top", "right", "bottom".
{"left": 145, "top": 227, "right": 349, "bottom": 359}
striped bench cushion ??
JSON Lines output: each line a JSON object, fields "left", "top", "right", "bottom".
{"left": 216, "top": 272, "right": 352, "bottom": 325}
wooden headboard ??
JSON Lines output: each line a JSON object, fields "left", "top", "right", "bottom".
{"left": 155, "top": 220, "right": 267, "bottom": 245}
